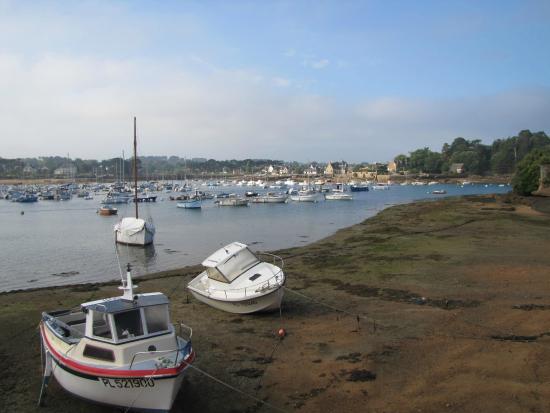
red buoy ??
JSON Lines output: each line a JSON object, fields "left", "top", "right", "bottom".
{"left": 278, "top": 328, "right": 286, "bottom": 338}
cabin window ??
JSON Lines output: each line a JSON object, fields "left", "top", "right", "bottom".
{"left": 92, "top": 310, "right": 112, "bottom": 339}
{"left": 217, "top": 249, "right": 259, "bottom": 282}
{"left": 144, "top": 305, "right": 169, "bottom": 334}
{"left": 83, "top": 344, "right": 115, "bottom": 362}
{"left": 114, "top": 309, "right": 143, "bottom": 340}
{"left": 206, "top": 266, "right": 227, "bottom": 283}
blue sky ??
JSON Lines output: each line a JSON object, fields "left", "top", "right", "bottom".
{"left": 0, "top": 0, "right": 549, "bottom": 162}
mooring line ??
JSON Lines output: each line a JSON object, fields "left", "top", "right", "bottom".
{"left": 187, "top": 363, "right": 288, "bottom": 413}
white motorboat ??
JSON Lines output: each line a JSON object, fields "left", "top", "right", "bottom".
{"left": 250, "top": 192, "right": 288, "bottom": 203}
{"left": 216, "top": 196, "right": 249, "bottom": 207}
{"left": 372, "top": 183, "right": 391, "bottom": 190}
{"left": 325, "top": 192, "right": 353, "bottom": 200}
{"left": 290, "top": 187, "right": 317, "bottom": 202}
{"left": 187, "top": 242, "right": 285, "bottom": 314}
{"left": 115, "top": 118, "right": 156, "bottom": 246}
{"left": 38, "top": 265, "right": 194, "bottom": 412}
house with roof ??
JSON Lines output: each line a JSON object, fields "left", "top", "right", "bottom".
{"left": 449, "top": 163, "right": 464, "bottom": 174}
{"left": 324, "top": 161, "right": 349, "bottom": 177}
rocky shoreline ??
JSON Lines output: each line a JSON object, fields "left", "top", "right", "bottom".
{"left": 1, "top": 194, "right": 549, "bottom": 412}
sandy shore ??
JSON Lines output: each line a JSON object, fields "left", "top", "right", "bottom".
{"left": 1, "top": 194, "right": 550, "bottom": 412}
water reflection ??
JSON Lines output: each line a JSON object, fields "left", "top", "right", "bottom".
{"left": 115, "top": 243, "right": 157, "bottom": 276}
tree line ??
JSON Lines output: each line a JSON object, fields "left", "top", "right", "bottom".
{"left": 394, "top": 130, "right": 550, "bottom": 175}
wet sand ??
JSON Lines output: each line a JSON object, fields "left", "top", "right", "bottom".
{"left": 1, "top": 194, "right": 550, "bottom": 413}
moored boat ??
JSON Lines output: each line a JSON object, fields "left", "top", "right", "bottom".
{"left": 38, "top": 265, "right": 194, "bottom": 412}
{"left": 325, "top": 192, "right": 353, "bottom": 200}
{"left": 216, "top": 195, "right": 249, "bottom": 207}
{"left": 115, "top": 118, "right": 156, "bottom": 247}
{"left": 98, "top": 205, "right": 118, "bottom": 216}
{"left": 187, "top": 242, "right": 285, "bottom": 314}
{"left": 250, "top": 192, "right": 288, "bottom": 203}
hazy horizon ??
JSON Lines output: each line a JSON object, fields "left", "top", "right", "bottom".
{"left": 1, "top": 1, "right": 549, "bottom": 162}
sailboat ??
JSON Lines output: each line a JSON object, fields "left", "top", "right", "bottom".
{"left": 114, "top": 117, "right": 156, "bottom": 246}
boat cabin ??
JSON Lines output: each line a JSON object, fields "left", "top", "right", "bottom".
{"left": 201, "top": 242, "right": 260, "bottom": 284}
{"left": 83, "top": 293, "right": 171, "bottom": 344}
{"left": 44, "top": 293, "right": 172, "bottom": 346}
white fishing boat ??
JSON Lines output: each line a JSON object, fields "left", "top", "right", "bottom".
{"left": 250, "top": 192, "right": 288, "bottom": 203}
{"left": 38, "top": 265, "right": 194, "bottom": 412}
{"left": 177, "top": 191, "right": 202, "bottom": 209}
{"left": 187, "top": 242, "right": 285, "bottom": 314}
{"left": 115, "top": 118, "right": 156, "bottom": 246}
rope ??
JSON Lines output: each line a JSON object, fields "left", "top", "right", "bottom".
{"left": 186, "top": 363, "right": 288, "bottom": 413}
{"left": 283, "top": 286, "right": 367, "bottom": 325}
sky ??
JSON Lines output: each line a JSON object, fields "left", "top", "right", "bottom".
{"left": 0, "top": 0, "right": 549, "bottom": 162}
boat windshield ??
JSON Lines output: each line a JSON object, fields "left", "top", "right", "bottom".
{"left": 114, "top": 309, "right": 144, "bottom": 340}
{"left": 208, "top": 248, "right": 260, "bottom": 283}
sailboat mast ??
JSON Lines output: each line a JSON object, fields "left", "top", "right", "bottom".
{"left": 133, "top": 117, "right": 138, "bottom": 219}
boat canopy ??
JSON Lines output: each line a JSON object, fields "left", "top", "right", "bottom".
{"left": 115, "top": 217, "right": 147, "bottom": 235}
{"left": 202, "top": 242, "right": 260, "bottom": 283}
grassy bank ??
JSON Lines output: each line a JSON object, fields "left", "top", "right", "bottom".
{"left": 1, "top": 195, "right": 550, "bottom": 412}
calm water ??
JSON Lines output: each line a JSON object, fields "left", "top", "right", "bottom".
{"left": 0, "top": 183, "right": 510, "bottom": 292}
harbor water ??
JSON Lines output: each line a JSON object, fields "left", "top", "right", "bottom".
{"left": 0, "top": 183, "right": 510, "bottom": 292}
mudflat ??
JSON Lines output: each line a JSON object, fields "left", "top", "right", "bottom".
{"left": 1, "top": 195, "right": 549, "bottom": 413}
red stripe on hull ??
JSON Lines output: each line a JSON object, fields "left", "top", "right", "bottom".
{"left": 40, "top": 323, "right": 194, "bottom": 378}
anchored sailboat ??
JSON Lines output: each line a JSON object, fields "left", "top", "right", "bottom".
{"left": 114, "top": 117, "right": 155, "bottom": 246}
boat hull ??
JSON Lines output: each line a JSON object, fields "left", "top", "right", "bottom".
{"left": 289, "top": 195, "right": 317, "bottom": 202}
{"left": 50, "top": 359, "right": 184, "bottom": 413}
{"left": 177, "top": 199, "right": 202, "bottom": 209}
{"left": 189, "top": 287, "right": 284, "bottom": 314}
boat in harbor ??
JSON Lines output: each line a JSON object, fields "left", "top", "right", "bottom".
{"left": 98, "top": 205, "right": 118, "bottom": 216}
{"left": 114, "top": 118, "right": 156, "bottom": 246}
{"left": 187, "top": 242, "right": 285, "bottom": 314}
{"left": 177, "top": 191, "right": 202, "bottom": 209}
{"left": 325, "top": 192, "right": 353, "bottom": 200}
{"left": 432, "top": 189, "right": 447, "bottom": 195}
{"left": 372, "top": 183, "right": 391, "bottom": 190}
{"left": 250, "top": 192, "right": 288, "bottom": 203}
{"left": 38, "top": 264, "right": 194, "bottom": 412}
{"left": 289, "top": 186, "right": 317, "bottom": 202}
{"left": 350, "top": 183, "right": 369, "bottom": 192}
{"left": 216, "top": 195, "right": 249, "bottom": 207}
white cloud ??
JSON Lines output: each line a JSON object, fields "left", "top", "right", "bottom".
{"left": 0, "top": 52, "right": 548, "bottom": 162}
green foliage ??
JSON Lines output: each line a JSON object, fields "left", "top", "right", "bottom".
{"left": 408, "top": 148, "right": 442, "bottom": 173}
{"left": 399, "top": 130, "right": 549, "bottom": 175}
{"left": 512, "top": 148, "right": 550, "bottom": 195}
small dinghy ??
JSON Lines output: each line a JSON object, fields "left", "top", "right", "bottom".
{"left": 187, "top": 242, "right": 285, "bottom": 314}
{"left": 38, "top": 264, "right": 194, "bottom": 412}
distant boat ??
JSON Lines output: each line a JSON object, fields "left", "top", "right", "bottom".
{"left": 98, "top": 205, "right": 118, "bottom": 216}
{"left": 13, "top": 193, "right": 38, "bottom": 203}
{"left": 250, "top": 193, "right": 288, "bottom": 203}
{"left": 432, "top": 190, "right": 447, "bottom": 195}
{"left": 187, "top": 242, "right": 285, "bottom": 313}
{"left": 325, "top": 192, "right": 353, "bottom": 200}
{"left": 216, "top": 195, "right": 249, "bottom": 207}
{"left": 114, "top": 117, "right": 156, "bottom": 246}
{"left": 350, "top": 184, "right": 369, "bottom": 192}
{"left": 177, "top": 191, "right": 202, "bottom": 209}
{"left": 372, "top": 183, "right": 390, "bottom": 190}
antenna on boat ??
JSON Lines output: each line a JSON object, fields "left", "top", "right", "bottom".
{"left": 119, "top": 262, "right": 138, "bottom": 300}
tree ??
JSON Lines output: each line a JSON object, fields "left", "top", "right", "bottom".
{"left": 512, "top": 148, "right": 550, "bottom": 195}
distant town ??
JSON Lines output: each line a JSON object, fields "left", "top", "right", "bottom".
{"left": 1, "top": 129, "right": 547, "bottom": 182}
